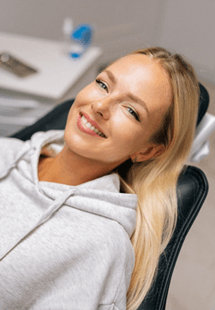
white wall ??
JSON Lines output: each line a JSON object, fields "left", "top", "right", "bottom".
{"left": 157, "top": 0, "right": 215, "bottom": 84}
{"left": 0, "top": 0, "right": 160, "bottom": 69}
{"left": 1, "top": 0, "right": 215, "bottom": 83}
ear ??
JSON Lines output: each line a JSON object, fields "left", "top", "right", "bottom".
{"left": 130, "top": 143, "right": 166, "bottom": 162}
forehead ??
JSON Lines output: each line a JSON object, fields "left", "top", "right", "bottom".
{"left": 107, "top": 54, "right": 173, "bottom": 113}
{"left": 108, "top": 54, "right": 169, "bottom": 86}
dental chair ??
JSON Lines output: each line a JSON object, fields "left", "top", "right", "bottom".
{"left": 11, "top": 83, "right": 210, "bottom": 310}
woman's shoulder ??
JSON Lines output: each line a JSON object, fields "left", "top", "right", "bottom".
{"left": 0, "top": 135, "right": 24, "bottom": 147}
{"left": 0, "top": 137, "right": 26, "bottom": 175}
{"left": 0, "top": 136, "right": 25, "bottom": 157}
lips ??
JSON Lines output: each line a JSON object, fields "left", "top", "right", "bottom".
{"left": 77, "top": 112, "right": 107, "bottom": 138}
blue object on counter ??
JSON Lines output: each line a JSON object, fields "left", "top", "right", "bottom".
{"left": 69, "top": 24, "right": 93, "bottom": 59}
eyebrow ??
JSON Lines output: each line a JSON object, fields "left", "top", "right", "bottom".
{"left": 105, "top": 69, "right": 117, "bottom": 84}
{"left": 104, "top": 69, "right": 149, "bottom": 116}
{"left": 127, "top": 93, "right": 149, "bottom": 116}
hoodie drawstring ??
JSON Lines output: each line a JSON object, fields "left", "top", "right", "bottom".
{"left": 0, "top": 188, "right": 76, "bottom": 260}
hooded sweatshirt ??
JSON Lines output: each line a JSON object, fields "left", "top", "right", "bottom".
{"left": 0, "top": 130, "right": 137, "bottom": 310}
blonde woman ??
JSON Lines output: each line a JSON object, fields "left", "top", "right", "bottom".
{"left": 0, "top": 47, "right": 199, "bottom": 310}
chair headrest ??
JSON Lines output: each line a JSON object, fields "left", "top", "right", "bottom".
{"left": 197, "top": 83, "right": 209, "bottom": 126}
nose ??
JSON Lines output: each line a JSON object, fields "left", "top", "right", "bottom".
{"left": 91, "top": 97, "right": 111, "bottom": 120}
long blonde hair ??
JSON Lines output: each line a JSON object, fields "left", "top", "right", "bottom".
{"left": 116, "top": 47, "right": 199, "bottom": 310}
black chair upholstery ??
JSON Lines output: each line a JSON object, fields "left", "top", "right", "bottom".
{"left": 138, "top": 165, "right": 208, "bottom": 310}
{"left": 11, "top": 98, "right": 75, "bottom": 141}
{"left": 198, "top": 83, "right": 209, "bottom": 126}
{"left": 10, "top": 83, "right": 209, "bottom": 310}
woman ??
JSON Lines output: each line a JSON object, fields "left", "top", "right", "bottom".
{"left": 0, "top": 47, "right": 199, "bottom": 310}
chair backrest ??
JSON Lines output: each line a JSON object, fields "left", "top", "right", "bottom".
{"left": 11, "top": 98, "right": 75, "bottom": 141}
{"left": 11, "top": 83, "right": 209, "bottom": 310}
{"left": 138, "top": 165, "right": 208, "bottom": 310}
{"left": 197, "top": 83, "right": 209, "bottom": 126}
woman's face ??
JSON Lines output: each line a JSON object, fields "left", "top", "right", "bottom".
{"left": 64, "top": 54, "right": 172, "bottom": 168}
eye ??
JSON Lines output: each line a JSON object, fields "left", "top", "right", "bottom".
{"left": 127, "top": 107, "right": 140, "bottom": 122}
{"left": 96, "top": 79, "right": 108, "bottom": 92}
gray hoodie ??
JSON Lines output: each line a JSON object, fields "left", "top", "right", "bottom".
{"left": 0, "top": 130, "right": 137, "bottom": 310}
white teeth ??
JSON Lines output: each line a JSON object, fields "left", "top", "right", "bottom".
{"left": 81, "top": 115, "right": 106, "bottom": 137}
{"left": 82, "top": 118, "right": 87, "bottom": 125}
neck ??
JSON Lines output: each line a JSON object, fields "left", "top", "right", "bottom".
{"left": 38, "top": 145, "right": 119, "bottom": 186}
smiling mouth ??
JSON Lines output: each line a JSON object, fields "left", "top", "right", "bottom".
{"left": 80, "top": 113, "right": 107, "bottom": 138}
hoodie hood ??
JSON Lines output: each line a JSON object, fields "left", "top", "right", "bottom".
{"left": 0, "top": 130, "right": 137, "bottom": 259}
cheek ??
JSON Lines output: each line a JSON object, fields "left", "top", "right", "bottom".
{"left": 74, "top": 83, "right": 99, "bottom": 105}
{"left": 64, "top": 85, "right": 94, "bottom": 127}
{"left": 110, "top": 110, "right": 150, "bottom": 152}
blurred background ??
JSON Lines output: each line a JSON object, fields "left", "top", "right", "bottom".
{"left": 1, "top": 0, "right": 215, "bottom": 83}
{"left": 0, "top": 0, "right": 215, "bottom": 309}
